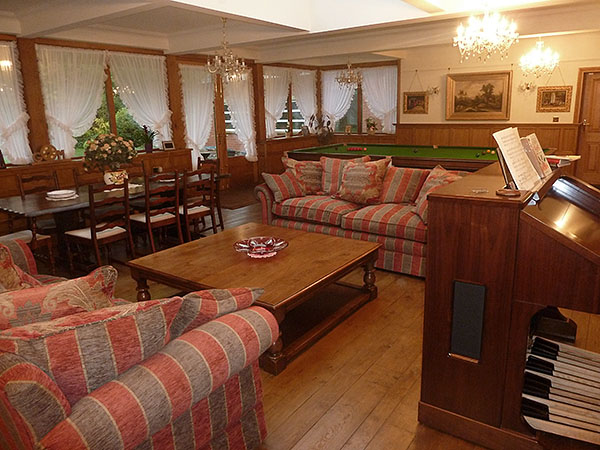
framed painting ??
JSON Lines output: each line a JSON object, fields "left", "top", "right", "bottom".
{"left": 446, "top": 71, "right": 512, "bottom": 120}
{"left": 536, "top": 86, "right": 572, "bottom": 112}
{"left": 162, "top": 141, "right": 175, "bottom": 150}
{"left": 404, "top": 91, "right": 429, "bottom": 114}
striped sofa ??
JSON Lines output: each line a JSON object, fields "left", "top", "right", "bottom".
{"left": 256, "top": 164, "right": 467, "bottom": 277}
{"left": 0, "top": 284, "right": 279, "bottom": 450}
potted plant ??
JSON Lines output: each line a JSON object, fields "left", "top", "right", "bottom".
{"left": 366, "top": 117, "right": 378, "bottom": 135}
{"left": 142, "top": 125, "right": 157, "bottom": 152}
{"left": 84, "top": 133, "right": 137, "bottom": 185}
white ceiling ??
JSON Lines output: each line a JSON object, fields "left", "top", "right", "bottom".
{"left": 0, "top": 0, "right": 598, "bottom": 65}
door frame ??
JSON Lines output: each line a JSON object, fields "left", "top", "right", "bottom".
{"left": 573, "top": 66, "right": 600, "bottom": 126}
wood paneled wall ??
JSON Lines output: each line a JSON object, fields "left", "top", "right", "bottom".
{"left": 395, "top": 123, "right": 579, "bottom": 155}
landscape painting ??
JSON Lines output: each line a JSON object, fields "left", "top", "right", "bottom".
{"left": 446, "top": 71, "right": 512, "bottom": 120}
{"left": 404, "top": 91, "right": 429, "bottom": 114}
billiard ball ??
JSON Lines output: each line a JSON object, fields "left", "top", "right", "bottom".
{"left": 413, "top": 148, "right": 418, "bottom": 153}
{"left": 491, "top": 150, "right": 496, "bottom": 154}
{"left": 476, "top": 153, "right": 480, "bottom": 157}
{"left": 486, "top": 149, "right": 491, "bottom": 154}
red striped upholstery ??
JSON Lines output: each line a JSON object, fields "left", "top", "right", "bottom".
{"left": 271, "top": 218, "right": 427, "bottom": 277}
{"left": 171, "top": 287, "right": 264, "bottom": 338}
{"left": 0, "top": 266, "right": 119, "bottom": 330}
{"left": 0, "top": 244, "right": 42, "bottom": 293}
{"left": 0, "top": 239, "right": 37, "bottom": 275}
{"left": 0, "top": 297, "right": 183, "bottom": 405}
{"left": 30, "top": 274, "right": 68, "bottom": 285}
{"left": 380, "top": 167, "right": 430, "bottom": 204}
{"left": 254, "top": 184, "right": 274, "bottom": 224}
{"left": 262, "top": 170, "right": 304, "bottom": 203}
{"left": 38, "top": 307, "right": 277, "bottom": 450}
{"left": 0, "top": 352, "right": 71, "bottom": 448}
{"left": 341, "top": 204, "right": 427, "bottom": 242}
{"left": 272, "top": 195, "right": 360, "bottom": 226}
{"left": 320, "top": 156, "right": 370, "bottom": 195}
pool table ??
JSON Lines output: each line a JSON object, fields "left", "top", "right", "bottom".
{"left": 287, "top": 143, "right": 503, "bottom": 171}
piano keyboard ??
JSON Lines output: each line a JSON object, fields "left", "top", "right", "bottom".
{"left": 522, "top": 336, "right": 600, "bottom": 445}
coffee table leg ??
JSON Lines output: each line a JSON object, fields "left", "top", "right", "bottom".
{"left": 260, "top": 310, "right": 287, "bottom": 375}
{"left": 363, "top": 258, "right": 378, "bottom": 300}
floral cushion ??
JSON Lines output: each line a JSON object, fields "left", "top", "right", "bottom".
{"left": 262, "top": 170, "right": 304, "bottom": 203}
{"left": 0, "top": 297, "right": 183, "bottom": 405}
{"left": 320, "top": 156, "right": 370, "bottom": 196}
{"left": 0, "top": 266, "right": 119, "bottom": 330}
{"left": 284, "top": 158, "right": 323, "bottom": 195}
{"left": 380, "top": 166, "right": 430, "bottom": 204}
{"left": 414, "top": 165, "right": 463, "bottom": 224}
{"left": 337, "top": 158, "right": 390, "bottom": 205}
{"left": 0, "top": 244, "right": 41, "bottom": 293}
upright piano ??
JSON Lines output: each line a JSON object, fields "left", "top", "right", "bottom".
{"left": 420, "top": 162, "right": 600, "bottom": 449}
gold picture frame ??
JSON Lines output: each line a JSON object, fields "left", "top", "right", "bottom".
{"left": 403, "top": 91, "right": 429, "bottom": 114}
{"left": 446, "top": 71, "right": 512, "bottom": 120}
{"left": 536, "top": 86, "right": 572, "bottom": 112}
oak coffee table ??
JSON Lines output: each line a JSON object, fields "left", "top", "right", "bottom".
{"left": 128, "top": 222, "right": 380, "bottom": 374}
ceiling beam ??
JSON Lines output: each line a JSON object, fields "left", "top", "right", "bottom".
{"left": 401, "top": 0, "right": 443, "bottom": 14}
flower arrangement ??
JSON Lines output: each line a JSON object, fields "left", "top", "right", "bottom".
{"left": 84, "top": 133, "right": 137, "bottom": 172}
{"left": 366, "top": 117, "right": 378, "bottom": 132}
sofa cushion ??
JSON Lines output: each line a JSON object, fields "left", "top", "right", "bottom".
{"left": 414, "top": 165, "right": 463, "bottom": 224}
{"left": 273, "top": 195, "right": 360, "bottom": 226}
{"left": 380, "top": 166, "right": 430, "bottom": 204}
{"left": 0, "top": 244, "right": 42, "bottom": 293}
{"left": 337, "top": 158, "right": 390, "bottom": 205}
{"left": 170, "top": 287, "right": 264, "bottom": 339}
{"left": 0, "top": 297, "right": 183, "bottom": 405}
{"left": 39, "top": 307, "right": 277, "bottom": 450}
{"left": 0, "top": 238, "right": 37, "bottom": 275}
{"left": 341, "top": 203, "right": 427, "bottom": 243}
{"left": 0, "top": 266, "right": 118, "bottom": 330}
{"left": 320, "top": 156, "right": 370, "bottom": 196}
{"left": 283, "top": 158, "right": 323, "bottom": 195}
{"left": 262, "top": 170, "right": 304, "bottom": 202}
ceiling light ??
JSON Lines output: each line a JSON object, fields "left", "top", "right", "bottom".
{"left": 0, "top": 60, "right": 13, "bottom": 70}
{"left": 207, "top": 18, "right": 249, "bottom": 83}
{"left": 336, "top": 61, "right": 362, "bottom": 87}
{"left": 519, "top": 40, "right": 559, "bottom": 78}
{"left": 453, "top": 11, "right": 519, "bottom": 62}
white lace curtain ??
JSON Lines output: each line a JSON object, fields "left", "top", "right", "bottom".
{"left": 290, "top": 69, "right": 317, "bottom": 128}
{"left": 109, "top": 52, "right": 172, "bottom": 144}
{"left": 362, "top": 66, "right": 398, "bottom": 133}
{"left": 0, "top": 41, "right": 31, "bottom": 164}
{"left": 263, "top": 67, "right": 289, "bottom": 138}
{"left": 179, "top": 64, "right": 214, "bottom": 168}
{"left": 321, "top": 70, "right": 355, "bottom": 128}
{"left": 223, "top": 70, "right": 257, "bottom": 162}
{"left": 37, "top": 45, "right": 107, "bottom": 158}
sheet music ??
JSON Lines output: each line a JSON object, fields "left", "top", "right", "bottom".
{"left": 522, "top": 133, "right": 553, "bottom": 178}
{"left": 493, "top": 128, "right": 541, "bottom": 192}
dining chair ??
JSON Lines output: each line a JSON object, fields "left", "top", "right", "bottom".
{"left": 197, "top": 157, "right": 227, "bottom": 231}
{"left": 64, "top": 182, "right": 135, "bottom": 274}
{"left": 14, "top": 171, "right": 60, "bottom": 274}
{"left": 180, "top": 165, "right": 217, "bottom": 241}
{"left": 130, "top": 171, "right": 183, "bottom": 253}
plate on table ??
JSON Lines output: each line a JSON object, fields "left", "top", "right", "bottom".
{"left": 234, "top": 236, "right": 288, "bottom": 258}
{"left": 46, "top": 189, "right": 76, "bottom": 199}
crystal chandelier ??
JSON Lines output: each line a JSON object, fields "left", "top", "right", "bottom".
{"left": 336, "top": 61, "right": 362, "bottom": 87}
{"left": 454, "top": 11, "right": 518, "bottom": 62}
{"left": 207, "top": 18, "right": 249, "bottom": 83}
{"left": 519, "top": 40, "right": 559, "bottom": 78}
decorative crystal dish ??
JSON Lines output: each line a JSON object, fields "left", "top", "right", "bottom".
{"left": 234, "top": 236, "right": 288, "bottom": 258}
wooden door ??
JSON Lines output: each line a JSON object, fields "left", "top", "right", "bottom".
{"left": 576, "top": 71, "right": 600, "bottom": 185}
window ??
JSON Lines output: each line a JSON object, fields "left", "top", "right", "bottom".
{"left": 275, "top": 95, "right": 305, "bottom": 136}
{"left": 223, "top": 102, "right": 246, "bottom": 157}
{"left": 335, "top": 88, "right": 358, "bottom": 133}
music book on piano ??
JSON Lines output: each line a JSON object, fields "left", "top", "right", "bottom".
{"left": 520, "top": 133, "right": 553, "bottom": 178}
{"left": 493, "top": 127, "right": 541, "bottom": 192}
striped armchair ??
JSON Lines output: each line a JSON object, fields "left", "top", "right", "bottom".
{"left": 0, "top": 286, "right": 278, "bottom": 450}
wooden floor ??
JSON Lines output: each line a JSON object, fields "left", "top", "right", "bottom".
{"left": 105, "top": 198, "right": 600, "bottom": 450}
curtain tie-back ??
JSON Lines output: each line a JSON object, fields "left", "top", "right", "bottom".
{"left": 0, "top": 112, "right": 29, "bottom": 141}
{"left": 47, "top": 115, "right": 73, "bottom": 134}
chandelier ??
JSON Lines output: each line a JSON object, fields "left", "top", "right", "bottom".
{"left": 454, "top": 11, "right": 518, "bottom": 62}
{"left": 519, "top": 40, "right": 559, "bottom": 78}
{"left": 207, "top": 18, "right": 249, "bottom": 83}
{"left": 336, "top": 61, "right": 362, "bottom": 87}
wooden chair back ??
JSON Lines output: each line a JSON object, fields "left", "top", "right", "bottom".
{"left": 182, "top": 165, "right": 216, "bottom": 214}
{"left": 86, "top": 182, "right": 132, "bottom": 242}
{"left": 18, "top": 171, "right": 59, "bottom": 196}
{"left": 143, "top": 171, "right": 181, "bottom": 222}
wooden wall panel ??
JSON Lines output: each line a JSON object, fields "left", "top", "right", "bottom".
{"left": 470, "top": 128, "right": 493, "bottom": 146}
{"left": 431, "top": 128, "right": 450, "bottom": 146}
{"left": 165, "top": 56, "right": 186, "bottom": 149}
{"left": 449, "top": 128, "right": 470, "bottom": 146}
